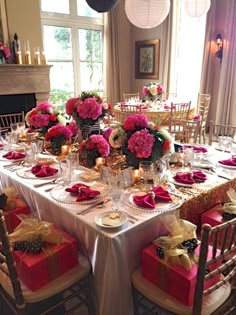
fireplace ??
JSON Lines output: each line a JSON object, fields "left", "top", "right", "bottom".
{"left": 0, "top": 64, "right": 51, "bottom": 114}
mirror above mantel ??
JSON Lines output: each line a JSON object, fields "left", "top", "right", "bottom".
{"left": 0, "top": 64, "right": 52, "bottom": 104}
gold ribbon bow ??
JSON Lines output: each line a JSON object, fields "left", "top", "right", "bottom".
{"left": 152, "top": 215, "right": 198, "bottom": 270}
{"left": 9, "top": 215, "right": 65, "bottom": 244}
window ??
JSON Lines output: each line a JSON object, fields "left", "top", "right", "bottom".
{"left": 40, "top": 0, "right": 104, "bottom": 108}
{"left": 173, "top": 2, "right": 207, "bottom": 105}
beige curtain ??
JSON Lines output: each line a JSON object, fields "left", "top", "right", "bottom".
{"left": 103, "top": 0, "right": 131, "bottom": 105}
{"left": 201, "top": 0, "right": 236, "bottom": 125}
{"left": 215, "top": 1, "right": 236, "bottom": 125}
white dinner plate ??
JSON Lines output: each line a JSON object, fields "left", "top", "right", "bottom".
{"left": 16, "top": 167, "right": 59, "bottom": 180}
{"left": 50, "top": 181, "right": 109, "bottom": 205}
{"left": 217, "top": 161, "right": 236, "bottom": 169}
{"left": 95, "top": 211, "right": 127, "bottom": 229}
{"left": 121, "top": 187, "right": 183, "bottom": 214}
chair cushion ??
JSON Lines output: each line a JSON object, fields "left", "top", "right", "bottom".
{"left": 132, "top": 269, "right": 231, "bottom": 315}
{"left": 0, "top": 254, "right": 91, "bottom": 303}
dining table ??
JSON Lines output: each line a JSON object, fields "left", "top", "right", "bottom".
{"left": 1, "top": 145, "right": 236, "bottom": 315}
{"left": 113, "top": 99, "right": 195, "bottom": 126}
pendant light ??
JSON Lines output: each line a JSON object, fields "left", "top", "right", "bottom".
{"left": 184, "top": 0, "right": 211, "bottom": 18}
{"left": 125, "top": 0, "right": 170, "bottom": 29}
{"left": 85, "top": 0, "right": 120, "bottom": 13}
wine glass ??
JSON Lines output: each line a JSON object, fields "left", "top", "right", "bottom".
{"left": 106, "top": 170, "right": 124, "bottom": 210}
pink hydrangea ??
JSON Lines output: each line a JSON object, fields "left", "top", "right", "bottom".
{"left": 77, "top": 98, "right": 102, "bottom": 120}
{"left": 29, "top": 114, "right": 49, "bottom": 128}
{"left": 123, "top": 114, "right": 149, "bottom": 132}
{"left": 127, "top": 129, "right": 155, "bottom": 159}
{"left": 65, "top": 97, "right": 80, "bottom": 115}
{"left": 36, "top": 102, "right": 54, "bottom": 113}
{"left": 45, "top": 125, "right": 72, "bottom": 141}
{"left": 67, "top": 120, "right": 79, "bottom": 136}
{"left": 157, "top": 85, "right": 164, "bottom": 94}
{"left": 87, "top": 134, "right": 110, "bottom": 157}
{"left": 142, "top": 86, "right": 148, "bottom": 96}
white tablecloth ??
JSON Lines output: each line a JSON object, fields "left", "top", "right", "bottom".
{"left": 0, "top": 161, "right": 178, "bottom": 315}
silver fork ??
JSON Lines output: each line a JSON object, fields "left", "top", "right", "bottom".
{"left": 33, "top": 178, "right": 59, "bottom": 188}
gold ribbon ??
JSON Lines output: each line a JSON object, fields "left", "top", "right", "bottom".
{"left": 9, "top": 215, "right": 65, "bottom": 244}
{"left": 152, "top": 215, "right": 198, "bottom": 270}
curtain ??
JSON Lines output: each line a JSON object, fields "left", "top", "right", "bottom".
{"left": 215, "top": 1, "right": 236, "bottom": 125}
{"left": 103, "top": 0, "right": 131, "bottom": 105}
{"left": 201, "top": 0, "right": 236, "bottom": 125}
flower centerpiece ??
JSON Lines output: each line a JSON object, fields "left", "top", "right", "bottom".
{"left": 44, "top": 125, "right": 73, "bottom": 155}
{"left": 25, "top": 102, "right": 66, "bottom": 136}
{"left": 142, "top": 82, "right": 164, "bottom": 101}
{"left": 65, "top": 91, "right": 107, "bottom": 139}
{"left": 119, "top": 114, "right": 171, "bottom": 168}
{"left": 79, "top": 134, "right": 110, "bottom": 167}
{"left": 0, "top": 43, "right": 11, "bottom": 63}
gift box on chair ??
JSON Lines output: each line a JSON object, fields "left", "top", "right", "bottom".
{"left": 132, "top": 215, "right": 235, "bottom": 315}
{"left": 0, "top": 214, "right": 95, "bottom": 315}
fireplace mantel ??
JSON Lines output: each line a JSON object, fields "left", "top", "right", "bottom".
{"left": 0, "top": 64, "right": 52, "bottom": 104}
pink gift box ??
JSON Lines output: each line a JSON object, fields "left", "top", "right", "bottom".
{"left": 13, "top": 228, "right": 78, "bottom": 291}
{"left": 142, "top": 244, "right": 220, "bottom": 306}
{"left": 201, "top": 206, "right": 235, "bottom": 250}
{"left": 4, "top": 207, "right": 31, "bottom": 233}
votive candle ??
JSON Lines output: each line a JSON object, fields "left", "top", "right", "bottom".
{"left": 61, "top": 145, "right": 69, "bottom": 155}
{"left": 132, "top": 169, "right": 140, "bottom": 183}
{"left": 96, "top": 157, "right": 105, "bottom": 170}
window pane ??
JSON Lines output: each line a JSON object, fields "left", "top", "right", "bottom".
{"left": 43, "top": 25, "right": 72, "bottom": 60}
{"left": 80, "top": 62, "right": 103, "bottom": 92}
{"left": 77, "top": 0, "right": 101, "bottom": 18}
{"left": 41, "top": 0, "right": 69, "bottom": 14}
{"left": 49, "top": 62, "right": 74, "bottom": 94}
{"left": 79, "top": 29, "right": 102, "bottom": 62}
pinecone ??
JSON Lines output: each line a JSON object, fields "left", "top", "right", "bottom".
{"left": 14, "top": 237, "right": 42, "bottom": 254}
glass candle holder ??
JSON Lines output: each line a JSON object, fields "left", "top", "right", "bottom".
{"left": 96, "top": 157, "right": 106, "bottom": 171}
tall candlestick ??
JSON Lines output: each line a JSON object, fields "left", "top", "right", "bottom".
{"left": 16, "top": 50, "right": 22, "bottom": 64}
{"left": 24, "top": 51, "right": 31, "bottom": 64}
{"left": 41, "top": 51, "right": 47, "bottom": 65}
{"left": 34, "top": 49, "right": 40, "bottom": 65}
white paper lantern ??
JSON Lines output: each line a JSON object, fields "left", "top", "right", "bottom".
{"left": 184, "top": 0, "right": 211, "bottom": 18}
{"left": 125, "top": 0, "right": 170, "bottom": 29}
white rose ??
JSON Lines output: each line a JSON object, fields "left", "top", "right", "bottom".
{"left": 149, "top": 85, "right": 158, "bottom": 96}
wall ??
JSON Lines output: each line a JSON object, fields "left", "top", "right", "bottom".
{"left": 6, "top": 0, "right": 43, "bottom": 52}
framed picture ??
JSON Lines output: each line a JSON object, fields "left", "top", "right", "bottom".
{"left": 135, "top": 39, "right": 160, "bottom": 79}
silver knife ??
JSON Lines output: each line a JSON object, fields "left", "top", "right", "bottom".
{"left": 78, "top": 198, "right": 111, "bottom": 215}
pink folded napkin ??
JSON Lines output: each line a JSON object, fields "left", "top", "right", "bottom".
{"left": 65, "top": 183, "right": 100, "bottom": 202}
{"left": 183, "top": 145, "right": 208, "bottom": 153}
{"left": 174, "top": 170, "right": 207, "bottom": 184}
{"left": 133, "top": 186, "right": 172, "bottom": 209}
{"left": 164, "top": 105, "right": 170, "bottom": 110}
{"left": 0, "top": 144, "right": 3, "bottom": 148}
{"left": 3, "top": 151, "right": 26, "bottom": 160}
{"left": 31, "top": 164, "right": 58, "bottom": 177}
{"left": 218, "top": 158, "right": 236, "bottom": 166}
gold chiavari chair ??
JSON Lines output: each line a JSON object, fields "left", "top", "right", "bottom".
{"left": 208, "top": 121, "right": 236, "bottom": 146}
{"left": 131, "top": 218, "right": 236, "bottom": 315}
{"left": 123, "top": 92, "right": 140, "bottom": 102}
{"left": 0, "top": 210, "right": 96, "bottom": 315}
{"left": 0, "top": 112, "right": 25, "bottom": 133}
{"left": 169, "top": 101, "right": 191, "bottom": 142}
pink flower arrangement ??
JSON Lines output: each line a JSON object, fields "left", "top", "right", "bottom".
{"left": 102, "top": 127, "right": 113, "bottom": 142}
{"left": 45, "top": 125, "right": 72, "bottom": 142}
{"left": 0, "top": 43, "right": 11, "bottom": 59}
{"left": 123, "top": 114, "right": 149, "bottom": 132}
{"left": 121, "top": 114, "right": 172, "bottom": 168}
{"left": 82, "top": 134, "right": 110, "bottom": 157}
{"left": 25, "top": 102, "right": 66, "bottom": 135}
{"left": 65, "top": 91, "right": 106, "bottom": 128}
{"left": 67, "top": 120, "right": 79, "bottom": 137}
{"left": 142, "top": 82, "right": 164, "bottom": 100}
{"left": 45, "top": 125, "right": 72, "bottom": 155}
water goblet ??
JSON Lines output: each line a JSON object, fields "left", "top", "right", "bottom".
{"left": 139, "top": 161, "right": 155, "bottom": 191}
{"left": 107, "top": 170, "right": 124, "bottom": 210}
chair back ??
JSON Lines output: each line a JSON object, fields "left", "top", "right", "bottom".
{"left": 197, "top": 94, "right": 211, "bottom": 127}
{"left": 169, "top": 101, "right": 191, "bottom": 142}
{"left": 164, "top": 92, "right": 177, "bottom": 100}
{"left": 208, "top": 121, "right": 236, "bottom": 145}
{"left": 123, "top": 92, "right": 140, "bottom": 102}
{"left": 0, "top": 210, "right": 25, "bottom": 309}
{"left": 193, "top": 218, "right": 236, "bottom": 315}
{"left": 0, "top": 112, "right": 25, "bottom": 133}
